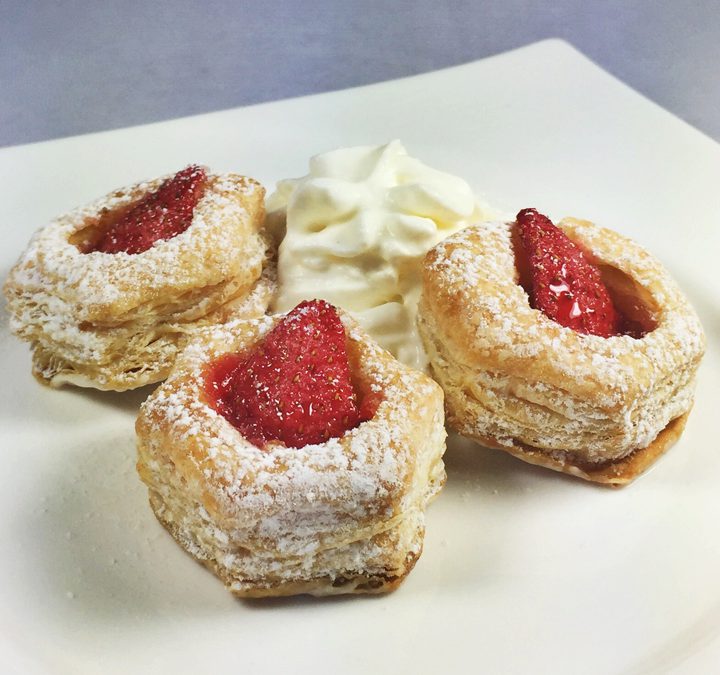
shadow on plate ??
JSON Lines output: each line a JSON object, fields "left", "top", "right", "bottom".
{"left": 65, "top": 382, "right": 158, "bottom": 414}
{"left": 443, "top": 432, "right": 591, "bottom": 495}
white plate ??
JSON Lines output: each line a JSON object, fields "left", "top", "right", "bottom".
{"left": 1, "top": 39, "right": 718, "bottom": 675}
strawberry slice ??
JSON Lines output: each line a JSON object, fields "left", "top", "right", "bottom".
{"left": 515, "top": 208, "right": 621, "bottom": 337}
{"left": 89, "top": 165, "right": 207, "bottom": 254}
{"left": 205, "top": 300, "right": 376, "bottom": 449}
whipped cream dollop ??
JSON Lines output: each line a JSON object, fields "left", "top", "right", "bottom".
{"left": 269, "top": 140, "right": 492, "bottom": 370}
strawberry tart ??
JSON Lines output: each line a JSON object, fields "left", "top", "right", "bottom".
{"left": 136, "top": 300, "right": 446, "bottom": 596}
{"left": 418, "top": 209, "right": 705, "bottom": 485}
{"left": 3, "top": 166, "right": 274, "bottom": 390}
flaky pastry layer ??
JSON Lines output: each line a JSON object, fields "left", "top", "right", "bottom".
{"left": 418, "top": 218, "right": 705, "bottom": 485}
{"left": 136, "top": 314, "right": 447, "bottom": 596}
{"left": 4, "top": 170, "right": 271, "bottom": 390}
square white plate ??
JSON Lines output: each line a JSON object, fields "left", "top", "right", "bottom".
{"left": 1, "top": 40, "right": 718, "bottom": 675}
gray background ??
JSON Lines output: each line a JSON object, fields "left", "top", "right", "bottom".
{"left": 2, "top": 0, "right": 719, "bottom": 148}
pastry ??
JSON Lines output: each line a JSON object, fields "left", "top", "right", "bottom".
{"left": 4, "top": 165, "right": 273, "bottom": 391}
{"left": 418, "top": 208, "right": 705, "bottom": 486}
{"left": 136, "top": 299, "right": 446, "bottom": 597}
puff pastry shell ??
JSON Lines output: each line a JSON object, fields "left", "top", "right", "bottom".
{"left": 418, "top": 218, "right": 705, "bottom": 486}
{"left": 136, "top": 313, "right": 446, "bottom": 596}
{"left": 4, "top": 170, "right": 273, "bottom": 390}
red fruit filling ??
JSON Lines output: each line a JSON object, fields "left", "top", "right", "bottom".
{"left": 204, "top": 300, "right": 378, "bottom": 449}
{"left": 514, "top": 208, "right": 625, "bottom": 338}
{"left": 86, "top": 165, "right": 207, "bottom": 254}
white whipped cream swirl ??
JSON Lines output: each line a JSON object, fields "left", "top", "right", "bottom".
{"left": 269, "top": 140, "right": 491, "bottom": 370}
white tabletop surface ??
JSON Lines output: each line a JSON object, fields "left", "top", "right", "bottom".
{"left": 2, "top": 0, "right": 719, "bottom": 147}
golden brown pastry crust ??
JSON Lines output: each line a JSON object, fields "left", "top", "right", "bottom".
{"left": 418, "top": 218, "right": 705, "bottom": 485}
{"left": 3, "top": 170, "right": 273, "bottom": 390}
{"left": 136, "top": 313, "right": 446, "bottom": 597}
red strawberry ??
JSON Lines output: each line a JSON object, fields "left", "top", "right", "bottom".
{"left": 89, "top": 165, "right": 207, "bottom": 254}
{"left": 515, "top": 208, "right": 621, "bottom": 337}
{"left": 205, "top": 300, "right": 376, "bottom": 449}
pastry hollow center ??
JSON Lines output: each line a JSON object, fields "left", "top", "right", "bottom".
{"left": 79, "top": 165, "right": 207, "bottom": 255}
{"left": 204, "top": 300, "right": 379, "bottom": 449}
{"left": 513, "top": 209, "right": 654, "bottom": 338}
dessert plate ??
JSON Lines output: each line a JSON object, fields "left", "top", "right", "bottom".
{"left": 1, "top": 39, "right": 718, "bottom": 675}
